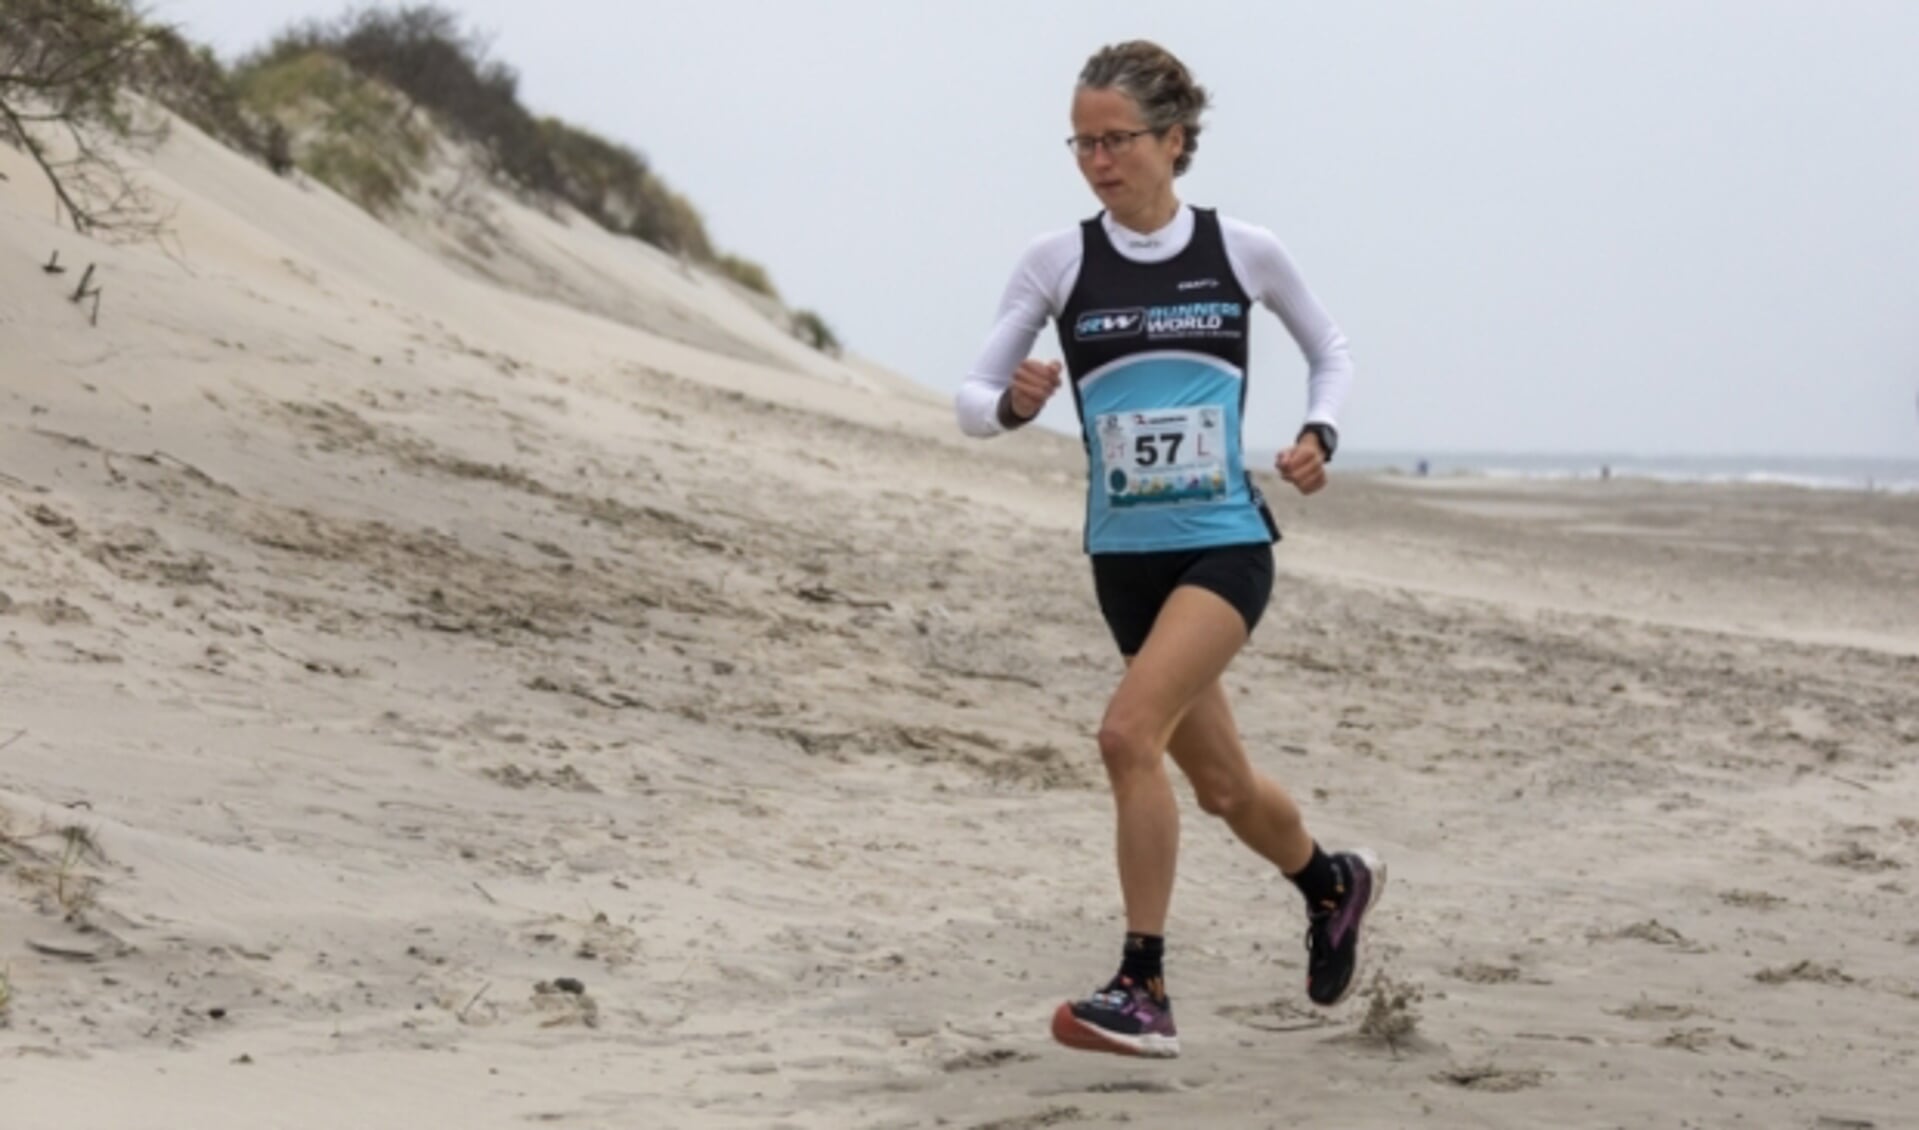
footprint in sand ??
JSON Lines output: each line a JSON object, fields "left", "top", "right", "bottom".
{"left": 1719, "top": 889, "right": 1789, "bottom": 910}
{"left": 1076, "top": 1079, "right": 1180, "bottom": 1095}
{"left": 1818, "top": 842, "right": 1902, "bottom": 873}
{"left": 1215, "top": 996, "right": 1329, "bottom": 1033}
{"left": 969, "top": 1108, "right": 1087, "bottom": 1130}
{"left": 1657, "top": 1027, "right": 1757, "bottom": 1053}
{"left": 1608, "top": 999, "right": 1707, "bottom": 1023}
{"left": 1432, "top": 1064, "right": 1549, "bottom": 1092}
{"left": 1593, "top": 919, "right": 1705, "bottom": 952}
{"left": 941, "top": 1048, "right": 1037, "bottom": 1073}
{"left": 1753, "top": 960, "right": 1853, "bottom": 986}
{"left": 1446, "top": 961, "right": 1524, "bottom": 985}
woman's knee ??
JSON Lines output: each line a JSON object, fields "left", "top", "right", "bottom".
{"left": 1191, "top": 771, "right": 1253, "bottom": 819}
{"left": 1096, "top": 718, "right": 1161, "bottom": 780}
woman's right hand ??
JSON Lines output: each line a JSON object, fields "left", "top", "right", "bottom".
{"left": 1006, "top": 359, "right": 1064, "bottom": 421}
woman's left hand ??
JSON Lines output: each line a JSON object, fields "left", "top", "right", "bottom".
{"left": 1276, "top": 436, "right": 1328, "bottom": 495}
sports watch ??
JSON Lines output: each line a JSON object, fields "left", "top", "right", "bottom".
{"left": 1297, "top": 422, "right": 1338, "bottom": 463}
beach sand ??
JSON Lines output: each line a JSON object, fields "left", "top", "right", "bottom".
{"left": 3, "top": 111, "right": 1917, "bottom": 1129}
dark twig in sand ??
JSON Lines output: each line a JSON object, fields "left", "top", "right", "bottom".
{"left": 458, "top": 981, "right": 491, "bottom": 1022}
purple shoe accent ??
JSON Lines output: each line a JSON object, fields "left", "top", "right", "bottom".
{"left": 1053, "top": 977, "right": 1181, "bottom": 1057}
{"left": 1326, "top": 854, "right": 1375, "bottom": 949}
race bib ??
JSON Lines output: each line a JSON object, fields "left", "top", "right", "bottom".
{"left": 1095, "top": 406, "right": 1229, "bottom": 508}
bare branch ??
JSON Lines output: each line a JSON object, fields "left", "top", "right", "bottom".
{"left": 0, "top": 0, "right": 172, "bottom": 238}
{"left": 0, "top": 96, "right": 94, "bottom": 231}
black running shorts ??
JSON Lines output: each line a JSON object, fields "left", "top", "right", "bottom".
{"left": 1089, "top": 542, "right": 1275, "bottom": 657}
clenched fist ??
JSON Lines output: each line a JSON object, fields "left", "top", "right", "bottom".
{"left": 1276, "top": 432, "right": 1328, "bottom": 495}
{"left": 1000, "top": 359, "right": 1064, "bottom": 427}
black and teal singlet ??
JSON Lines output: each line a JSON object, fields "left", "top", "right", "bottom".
{"left": 1057, "top": 209, "right": 1273, "bottom": 554}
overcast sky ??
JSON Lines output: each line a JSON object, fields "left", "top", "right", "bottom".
{"left": 153, "top": 0, "right": 1919, "bottom": 459}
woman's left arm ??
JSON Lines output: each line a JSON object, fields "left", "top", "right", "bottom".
{"left": 1222, "top": 218, "right": 1354, "bottom": 433}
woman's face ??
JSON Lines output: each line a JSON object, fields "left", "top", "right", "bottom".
{"left": 1070, "top": 86, "right": 1183, "bottom": 219}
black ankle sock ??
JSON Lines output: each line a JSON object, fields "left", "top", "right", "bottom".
{"left": 1119, "top": 932, "right": 1167, "bottom": 1002}
{"left": 1288, "top": 843, "right": 1346, "bottom": 912}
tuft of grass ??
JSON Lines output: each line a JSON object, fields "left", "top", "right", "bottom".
{"left": 790, "top": 309, "right": 841, "bottom": 356}
{"left": 0, "top": 962, "right": 12, "bottom": 1024}
{"left": 53, "top": 824, "right": 102, "bottom": 916}
{"left": 236, "top": 48, "right": 354, "bottom": 114}
{"left": 302, "top": 139, "right": 415, "bottom": 214}
{"left": 715, "top": 253, "right": 778, "bottom": 299}
{"left": 3, "top": 822, "right": 106, "bottom": 920}
{"left": 235, "top": 51, "right": 430, "bottom": 215}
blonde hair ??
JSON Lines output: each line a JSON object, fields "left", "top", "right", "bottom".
{"left": 1078, "top": 41, "right": 1210, "bottom": 176}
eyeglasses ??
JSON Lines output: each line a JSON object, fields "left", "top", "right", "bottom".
{"left": 1065, "top": 128, "right": 1160, "bottom": 159}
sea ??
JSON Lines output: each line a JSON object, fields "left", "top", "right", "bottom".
{"left": 1308, "top": 451, "right": 1919, "bottom": 494}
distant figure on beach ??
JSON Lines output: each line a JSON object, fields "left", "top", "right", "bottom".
{"left": 1416, "top": 458, "right": 1430, "bottom": 477}
{"left": 1600, "top": 463, "right": 1612, "bottom": 481}
{"left": 955, "top": 40, "right": 1382, "bottom": 1059}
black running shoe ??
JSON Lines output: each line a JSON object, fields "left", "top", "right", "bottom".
{"left": 1305, "top": 849, "right": 1385, "bottom": 1007}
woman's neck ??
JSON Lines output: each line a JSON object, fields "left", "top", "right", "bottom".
{"left": 1111, "top": 192, "right": 1181, "bottom": 235}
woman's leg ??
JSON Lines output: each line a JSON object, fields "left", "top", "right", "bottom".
{"left": 1165, "top": 679, "right": 1314, "bottom": 874}
{"left": 1096, "top": 585, "right": 1251, "bottom": 935}
{"left": 1163, "top": 672, "right": 1387, "bottom": 1011}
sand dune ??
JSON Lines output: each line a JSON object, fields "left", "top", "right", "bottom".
{"left": 3, "top": 108, "right": 1917, "bottom": 1129}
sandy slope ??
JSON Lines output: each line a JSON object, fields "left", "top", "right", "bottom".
{"left": 3, "top": 110, "right": 1917, "bottom": 1129}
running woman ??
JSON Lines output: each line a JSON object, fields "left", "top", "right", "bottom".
{"left": 955, "top": 40, "right": 1382, "bottom": 1059}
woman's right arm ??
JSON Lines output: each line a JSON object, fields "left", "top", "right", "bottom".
{"left": 954, "top": 234, "right": 1077, "bottom": 437}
